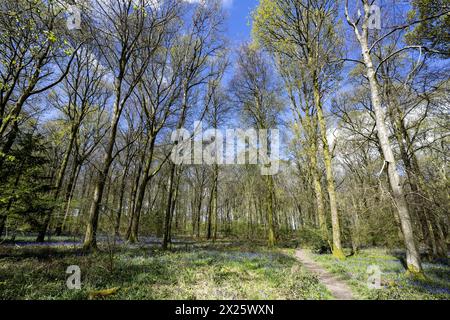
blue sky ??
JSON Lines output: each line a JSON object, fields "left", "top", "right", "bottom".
{"left": 222, "top": 0, "right": 259, "bottom": 47}
{"left": 186, "top": 0, "right": 258, "bottom": 45}
{"left": 213, "top": 0, "right": 260, "bottom": 85}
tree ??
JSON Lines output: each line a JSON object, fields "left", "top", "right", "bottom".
{"left": 0, "top": 0, "right": 79, "bottom": 169}
{"left": 253, "top": 0, "right": 345, "bottom": 258}
{"left": 204, "top": 57, "right": 229, "bottom": 240}
{"left": 230, "top": 45, "right": 284, "bottom": 247}
{"left": 0, "top": 131, "right": 53, "bottom": 238}
{"left": 126, "top": 20, "right": 185, "bottom": 243}
{"left": 344, "top": 0, "right": 424, "bottom": 275}
{"left": 406, "top": 0, "right": 450, "bottom": 56}
{"left": 36, "top": 45, "right": 109, "bottom": 241}
{"left": 83, "top": 0, "right": 178, "bottom": 250}
{"left": 161, "top": 0, "right": 226, "bottom": 250}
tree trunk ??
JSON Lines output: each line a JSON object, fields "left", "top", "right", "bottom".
{"left": 126, "top": 160, "right": 144, "bottom": 242}
{"left": 355, "top": 23, "right": 423, "bottom": 274}
{"left": 57, "top": 159, "right": 81, "bottom": 235}
{"left": 0, "top": 215, "right": 6, "bottom": 238}
{"left": 62, "top": 165, "right": 81, "bottom": 234}
{"left": 206, "top": 185, "right": 214, "bottom": 240}
{"left": 387, "top": 96, "right": 447, "bottom": 260}
{"left": 37, "top": 129, "right": 77, "bottom": 242}
{"left": 195, "top": 186, "right": 203, "bottom": 239}
{"left": 206, "top": 165, "right": 218, "bottom": 240}
{"left": 162, "top": 163, "right": 176, "bottom": 250}
{"left": 308, "top": 121, "right": 328, "bottom": 241}
{"left": 83, "top": 102, "right": 122, "bottom": 250}
{"left": 129, "top": 137, "right": 155, "bottom": 243}
{"left": 350, "top": 192, "right": 360, "bottom": 255}
{"left": 115, "top": 171, "right": 128, "bottom": 237}
{"left": 313, "top": 78, "right": 344, "bottom": 259}
{"left": 266, "top": 175, "right": 276, "bottom": 247}
{"left": 168, "top": 170, "right": 181, "bottom": 243}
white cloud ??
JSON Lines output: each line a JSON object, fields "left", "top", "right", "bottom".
{"left": 184, "top": 0, "right": 233, "bottom": 8}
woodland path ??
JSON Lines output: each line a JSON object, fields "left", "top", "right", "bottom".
{"left": 295, "top": 249, "right": 355, "bottom": 300}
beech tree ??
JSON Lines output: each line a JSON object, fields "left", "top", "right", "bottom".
{"left": 82, "top": 0, "right": 179, "bottom": 249}
{"left": 253, "top": 0, "right": 345, "bottom": 258}
{"left": 230, "top": 45, "right": 284, "bottom": 247}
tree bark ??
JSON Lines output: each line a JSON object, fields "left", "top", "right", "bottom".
{"left": 305, "top": 109, "right": 328, "bottom": 242}
{"left": 162, "top": 163, "right": 176, "bottom": 250}
{"left": 63, "top": 166, "right": 81, "bottom": 233}
{"left": 206, "top": 165, "right": 218, "bottom": 240}
{"left": 129, "top": 137, "right": 155, "bottom": 242}
{"left": 351, "top": 13, "right": 423, "bottom": 273}
{"left": 57, "top": 159, "right": 81, "bottom": 235}
{"left": 126, "top": 158, "right": 144, "bottom": 242}
{"left": 37, "top": 129, "right": 74, "bottom": 241}
{"left": 266, "top": 175, "right": 276, "bottom": 247}
{"left": 115, "top": 168, "right": 128, "bottom": 238}
{"left": 83, "top": 101, "right": 122, "bottom": 250}
{"left": 0, "top": 215, "right": 6, "bottom": 238}
{"left": 313, "top": 78, "right": 344, "bottom": 259}
{"left": 386, "top": 94, "right": 447, "bottom": 260}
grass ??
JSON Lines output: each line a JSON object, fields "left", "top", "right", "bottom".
{"left": 308, "top": 248, "right": 450, "bottom": 300}
{"left": 0, "top": 243, "right": 332, "bottom": 300}
{"left": 2, "top": 237, "right": 448, "bottom": 300}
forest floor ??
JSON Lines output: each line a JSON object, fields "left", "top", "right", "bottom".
{"left": 0, "top": 238, "right": 331, "bottom": 300}
{"left": 0, "top": 236, "right": 449, "bottom": 300}
{"left": 308, "top": 248, "right": 450, "bottom": 300}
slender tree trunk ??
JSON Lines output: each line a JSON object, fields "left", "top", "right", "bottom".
{"left": 61, "top": 163, "right": 81, "bottom": 233}
{"left": 206, "top": 186, "right": 214, "bottom": 240}
{"left": 156, "top": 208, "right": 164, "bottom": 239}
{"left": 207, "top": 166, "right": 218, "bottom": 240}
{"left": 292, "top": 92, "right": 328, "bottom": 242}
{"left": 83, "top": 101, "right": 122, "bottom": 250}
{"left": 313, "top": 78, "right": 344, "bottom": 259}
{"left": 168, "top": 170, "right": 181, "bottom": 243}
{"left": 104, "top": 171, "right": 114, "bottom": 213}
{"left": 195, "top": 185, "right": 203, "bottom": 239}
{"left": 162, "top": 163, "right": 176, "bottom": 250}
{"left": 350, "top": 192, "right": 360, "bottom": 255}
{"left": 115, "top": 171, "right": 128, "bottom": 237}
{"left": 247, "top": 192, "right": 252, "bottom": 239}
{"left": 0, "top": 215, "right": 6, "bottom": 238}
{"left": 130, "top": 137, "right": 155, "bottom": 243}
{"left": 213, "top": 205, "right": 218, "bottom": 241}
{"left": 57, "top": 159, "right": 81, "bottom": 235}
{"left": 191, "top": 196, "right": 196, "bottom": 237}
{"left": 387, "top": 97, "right": 447, "bottom": 260}
{"left": 355, "top": 25, "right": 423, "bottom": 274}
{"left": 37, "top": 130, "right": 77, "bottom": 242}
{"left": 266, "top": 175, "right": 276, "bottom": 247}
{"left": 126, "top": 160, "right": 144, "bottom": 242}
{"left": 197, "top": 195, "right": 202, "bottom": 239}
{"left": 308, "top": 123, "right": 328, "bottom": 241}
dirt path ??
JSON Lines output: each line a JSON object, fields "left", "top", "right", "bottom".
{"left": 295, "top": 249, "right": 354, "bottom": 300}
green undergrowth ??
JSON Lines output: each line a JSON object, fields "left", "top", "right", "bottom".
{"left": 0, "top": 244, "right": 331, "bottom": 300}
